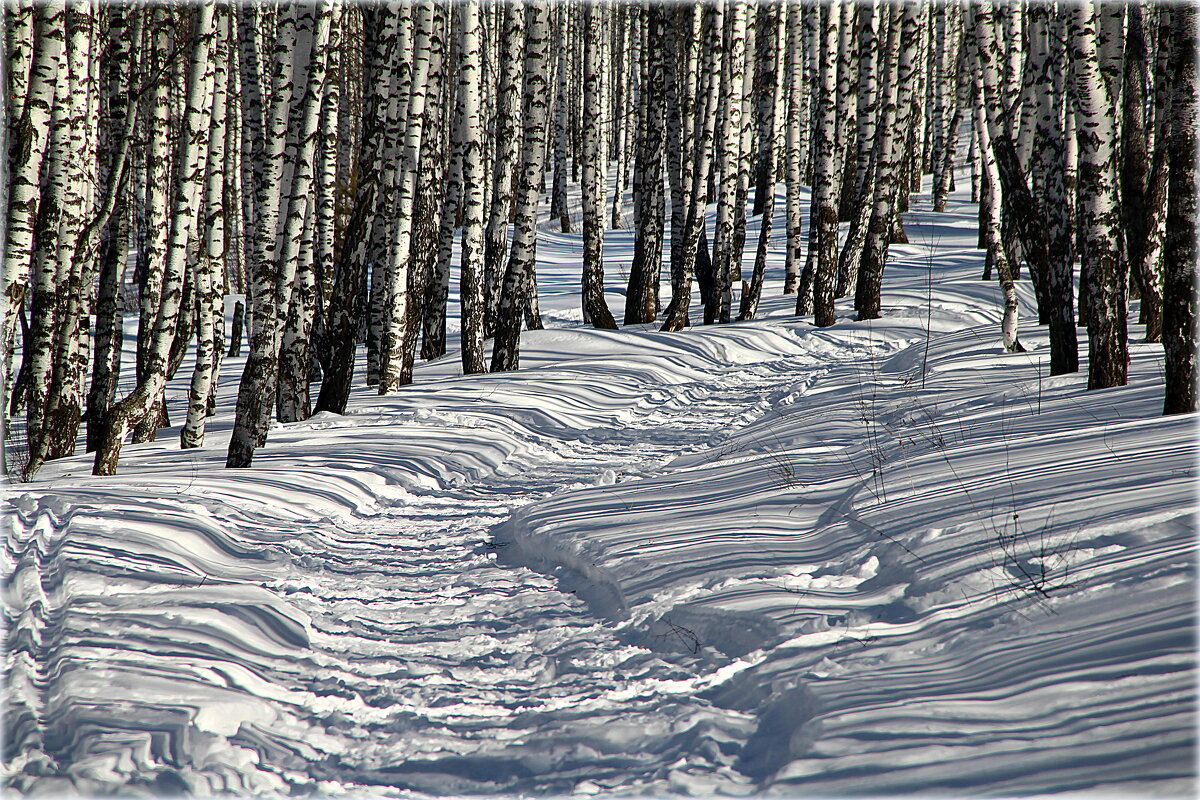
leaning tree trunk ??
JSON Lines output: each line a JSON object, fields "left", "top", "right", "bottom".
{"left": 853, "top": 2, "right": 908, "bottom": 322}
{"left": 971, "top": 0, "right": 1025, "bottom": 354}
{"left": 835, "top": 0, "right": 881, "bottom": 298}
{"left": 661, "top": 0, "right": 723, "bottom": 332}
{"left": 740, "top": 1, "right": 784, "bottom": 321}
{"left": 95, "top": 2, "right": 217, "bottom": 475}
{"left": 314, "top": 5, "right": 388, "bottom": 414}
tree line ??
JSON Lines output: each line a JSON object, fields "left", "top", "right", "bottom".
{"left": 2, "top": 0, "right": 1196, "bottom": 479}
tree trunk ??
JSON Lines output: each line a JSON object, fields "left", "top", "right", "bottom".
{"left": 1162, "top": 5, "right": 1197, "bottom": 414}
{"left": 1070, "top": 0, "right": 1128, "bottom": 390}
{"left": 456, "top": 0, "right": 489, "bottom": 374}
{"left": 483, "top": 1, "right": 524, "bottom": 338}
{"left": 95, "top": 2, "right": 216, "bottom": 475}
{"left": 581, "top": 2, "right": 618, "bottom": 330}
{"left": 490, "top": 1, "right": 551, "bottom": 372}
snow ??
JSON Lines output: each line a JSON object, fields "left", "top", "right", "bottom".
{"left": 4, "top": 175, "right": 1195, "bottom": 796}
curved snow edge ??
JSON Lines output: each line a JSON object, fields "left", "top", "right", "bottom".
{"left": 491, "top": 511, "right": 631, "bottom": 621}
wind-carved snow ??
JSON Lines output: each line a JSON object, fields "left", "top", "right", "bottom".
{"left": 4, "top": 187, "right": 1195, "bottom": 796}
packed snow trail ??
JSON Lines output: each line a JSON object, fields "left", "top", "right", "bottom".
{"left": 6, "top": 319, "right": 885, "bottom": 796}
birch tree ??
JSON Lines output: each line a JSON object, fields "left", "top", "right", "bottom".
{"left": 456, "top": 0, "right": 489, "bottom": 373}
{"left": 378, "top": 0, "right": 435, "bottom": 393}
{"left": 1070, "top": 0, "right": 1127, "bottom": 390}
{"left": 580, "top": 1, "right": 618, "bottom": 330}
{"left": 227, "top": 4, "right": 332, "bottom": 468}
{"left": 661, "top": 0, "right": 722, "bottom": 332}
{"left": 1162, "top": 5, "right": 1197, "bottom": 414}
{"left": 182, "top": 7, "right": 230, "bottom": 448}
{"left": 484, "top": 1, "right": 524, "bottom": 336}
{"left": 95, "top": 2, "right": 217, "bottom": 475}
{"left": 491, "top": 0, "right": 551, "bottom": 372}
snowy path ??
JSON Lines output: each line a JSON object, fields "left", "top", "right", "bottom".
{"left": 6, "top": 319, "right": 864, "bottom": 796}
{"left": 277, "top": 351, "right": 814, "bottom": 795}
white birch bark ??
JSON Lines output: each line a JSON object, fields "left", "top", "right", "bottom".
{"left": 182, "top": 6, "right": 230, "bottom": 448}
{"left": 227, "top": 4, "right": 332, "bottom": 467}
{"left": 662, "top": 0, "right": 722, "bottom": 331}
{"left": 490, "top": 0, "right": 551, "bottom": 372}
{"left": 807, "top": 0, "right": 840, "bottom": 327}
{"left": 95, "top": 2, "right": 216, "bottom": 475}
{"left": 483, "top": 0, "right": 524, "bottom": 336}
{"left": 581, "top": 1, "right": 617, "bottom": 330}
{"left": 456, "top": 0, "right": 488, "bottom": 374}
{"left": 782, "top": 2, "right": 802, "bottom": 294}
{"left": 2, "top": 0, "right": 64, "bottom": 368}
{"left": 710, "top": 0, "right": 748, "bottom": 325}
{"left": 378, "top": 0, "right": 434, "bottom": 393}
{"left": 971, "top": 0, "right": 1025, "bottom": 354}
{"left": 1069, "top": 0, "right": 1127, "bottom": 389}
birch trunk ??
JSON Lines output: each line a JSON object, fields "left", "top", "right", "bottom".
{"left": 456, "top": 0, "right": 489, "bottom": 374}
{"left": 378, "top": 1, "right": 435, "bottom": 393}
{"left": 1070, "top": 0, "right": 1128, "bottom": 390}
{"left": 483, "top": 1, "right": 524, "bottom": 337}
{"left": 2, "top": 0, "right": 63, "bottom": 363}
{"left": 1162, "top": 5, "right": 1197, "bottom": 414}
{"left": 782, "top": 2, "right": 803, "bottom": 295}
{"left": 95, "top": 2, "right": 216, "bottom": 475}
{"left": 182, "top": 6, "right": 230, "bottom": 448}
{"left": 661, "top": 0, "right": 722, "bottom": 332}
{"left": 581, "top": 1, "right": 618, "bottom": 330}
{"left": 625, "top": 3, "right": 668, "bottom": 325}
{"left": 227, "top": 4, "right": 332, "bottom": 467}
{"left": 490, "top": 0, "right": 551, "bottom": 372}
{"left": 807, "top": 0, "right": 840, "bottom": 327}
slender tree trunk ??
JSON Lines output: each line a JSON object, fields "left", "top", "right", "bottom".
{"left": 1070, "top": 0, "right": 1127, "bottom": 390}
{"left": 483, "top": 1, "right": 524, "bottom": 337}
{"left": 379, "top": 1, "right": 435, "bottom": 393}
{"left": 782, "top": 2, "right": 803, "bottom": 295}
{"left": 456, "top": 0, "right": 489, "bottom": 374}
{"left": 227, "top": 5, "right": 332, "bottom": 467}
{"left": 625, "top": 3, "right": 668, "bottom": 325}
{"left": 709, "top": 1, "right": 749, "bottom": 325}
{"left": 95, "top": 2, "right": 217, "bottom": 475}
{"left": 581, "top": 2, "right": 618, "bottom": 330}
{"left": 182, "top": 7, "right": 230, "bottom": 448}
{"left": 661, "top": 1, "right": 722, "bottom": 332}
{"left": 808, "top": 1, "right": 840, "bottom": 327}
{"left": 490, "top": 1, "right": 551, "bottom": 372}
{"left": 3, "top": 1, "right": 64, "bottom": 364}
{"left": 1162, "top": 5, "right": 1197, "bottom": 414}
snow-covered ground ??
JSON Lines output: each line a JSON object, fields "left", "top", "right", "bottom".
{"left": 4, "top": 177, "right": 1195, "bottom": 796}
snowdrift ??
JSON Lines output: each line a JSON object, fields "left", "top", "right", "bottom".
{"left": 4, "top": 186, "right": 1194, "bottom": 796}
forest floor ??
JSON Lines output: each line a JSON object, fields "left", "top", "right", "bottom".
{"left": 4, "top": 177, "right": 1196, "bottom": 796}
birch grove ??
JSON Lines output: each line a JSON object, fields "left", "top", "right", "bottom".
{"left": 2, "top": 0, "right": 1196, "bottom": 478}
